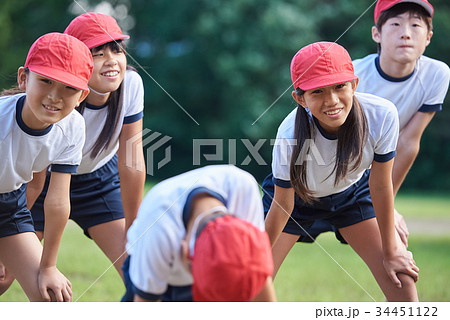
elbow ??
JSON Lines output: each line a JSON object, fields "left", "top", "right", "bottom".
{"left": 397, "top": 137, "right": 420, "bottom": 159}
{"left": 44, "top": 196, "right": 70, "bottom": 214}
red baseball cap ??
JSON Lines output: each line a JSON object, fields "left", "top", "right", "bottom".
{"left": 191, "top": 215, "right": 273, "bottom": 302}
{"left": 64, "top": 12, "right": 130, "bottom": 49}
{"left": 24, "top": 33, "right": 93, "bottom": 91}
{"left": 374, "top": 0, "right": 434, "bottom": 24}
{"left": 290, "top": 41, "right": 357, "bottom": 92}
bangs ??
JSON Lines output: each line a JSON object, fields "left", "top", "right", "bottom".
{"left": 92, "top": 39, "right": 126, "bottom": 53}
{"left": 377, "top": 3, "right": 433, "bottom": 31}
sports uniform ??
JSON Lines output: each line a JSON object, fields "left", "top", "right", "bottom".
{"left": 0, "top": 94, "right": 85, "bottom": 238}
{"left": 122, "top": 165, "right": 266, "bottom": 301}
{"left": 353, "top": 54, "right": 450, "bottom": 130}
{"left": 31, "top": 69, "right": 144, "bottom": 236}
{"left": 262, "top": 92, "right": 399, "bottom": 241}
{"left": 275, "top": 0, "right": 450, "bottom": 244}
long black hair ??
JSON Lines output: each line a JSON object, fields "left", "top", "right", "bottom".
{"left": 76, "top": 40, "right": 135, "bottom": 159}
{"left": 289, "top": 84, "right": 368, "bottom": 204}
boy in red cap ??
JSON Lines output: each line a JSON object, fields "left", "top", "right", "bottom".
{"left": 0, "top": 32, "right": 92, "bottom": 301}
{"left": 353, "top": 0, "right": 450, "bottom": 245}
{"left": 122, "top": 165, "right": 276, "bottom": 302}
{"left": 263, "top": 41, "right": 419, "bottom": 301}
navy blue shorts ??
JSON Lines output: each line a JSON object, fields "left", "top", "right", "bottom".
{"left": 31, "top": 155, "right": 124, "bottom": 238}
{"left": 121, "top": 256, "right": 193, "bottom": 302}
{"left": 0, "top": 184, "right": 36, "bottom": 238}
{"left": 262, "top": 170, "right": 375, "bottom": 244}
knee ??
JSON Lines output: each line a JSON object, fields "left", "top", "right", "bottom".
{"left": 391, "top": 273, "right": 419, "bottom": 302}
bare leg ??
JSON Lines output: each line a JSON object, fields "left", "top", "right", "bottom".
{"left": 271, "top": 232, "right": 300, "bottom": 279}
{"left": 36, "top": 230, "right": 44, "bottom": 241}
{"left": 339, "top": 218, "right": 418, "bottom": 302}
{"left": 0, "top": 233, "right": 45, "bottom": 301}
{"left": 0, "top": 230, "right": 44, "bottom": 296}
{"left": 0, "top": 259, "right": 15, "bottom": 295}
{"left": 88, "top": 219, "right": 127, "bottom": 281}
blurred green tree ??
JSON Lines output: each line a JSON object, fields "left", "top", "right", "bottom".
{"left": 1, "top": 0, "right": 449, "bottom": 190}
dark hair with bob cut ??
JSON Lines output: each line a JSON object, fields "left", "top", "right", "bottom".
{"left": 375, "top": 2, "right": 433, "bottom": 53}
{"left": 289, "top": 83, "right": 368, "bottom": 204}
{"left": 76, "top": 39, "right": 136, "bottom": 159}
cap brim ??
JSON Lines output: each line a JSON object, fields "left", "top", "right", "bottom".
{"left": 85, "top": 33, "right": 130, "bottom": 49}
{"left": 28, "top": 65, "right": 89, "bottom": 91}
{"left": 298, "top": 73, "right": 357, "bottom": 91}
{"left": 398, "top": 0, "right": 434, "bottom": 16}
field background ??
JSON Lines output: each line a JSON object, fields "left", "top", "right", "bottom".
{"left": 1, "top": 189, "right": 449, "bottom": 302}
{"left": 1, "top": 0, "right": 449, "bottom": 304}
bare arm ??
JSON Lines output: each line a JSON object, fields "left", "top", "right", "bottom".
{"left": 370, "top": 160, "right": 419, "bottom": 287}
{"left": 118, "top": 119, "right": 146, "bottom": 233}
{"left": 40, "top": 171, "right": 73, "bottom": 301}
{"left": 26, "top": 169, "right": 47, "bottom": 209}
{"left": 393, "top": 112, "right": 435, "bottom": 196}
{"left": 251, "top": 276, "right": 277, "bottom": 302}
{"left": 392, "top": 112, "right": 435, "bottom": 247}
{"left": 264, "top": 185, "right": 295, "bottom": 247}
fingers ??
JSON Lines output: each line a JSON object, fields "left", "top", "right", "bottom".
{"left": 39, "top": 285, "right": 51, "bottom": 302}
{"left": 411, "top": 264, "right": 420, "bottom": 282}
{"left": 394, "top": 210, "right": 409, "bottom": 248}
{"left": 63, "top": 285, "right": 72, "bottom": 302}
{"left": 389, "top": 271, "right": 402, "bottom": 289}
{"left": 45, "top": 283, "right": 73, "bottom": 302}
{"left": 53, "top": 288, "right": 64, "bottom": 302}
{"left": 397, "top": 229, "right": 408, "bottom": 248}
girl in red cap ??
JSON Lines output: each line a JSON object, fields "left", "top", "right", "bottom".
{"left": 0, "top": 32, "right": 92, "bottom": 301}
{"left": 28, "top": 13, "right": 146, "bottom": 282}
{"left": 263, "top": 41, "right": 419, "bottom": 301}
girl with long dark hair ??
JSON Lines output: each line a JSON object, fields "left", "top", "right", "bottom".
{"left": 263, "top": 42, "right": 419, "bottom": 301}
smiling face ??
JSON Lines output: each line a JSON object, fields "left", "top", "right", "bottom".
{"left": 87, "top": 41, "right": 127, "bottom": 104}
{"left": 293, "top": 81, "right": 358, "bottom": 135}
{"left": 18, "top": 68, "right": 88, "bottom": 130}
{"left": 373, "top": 12, "right": 432, "bottom": 66}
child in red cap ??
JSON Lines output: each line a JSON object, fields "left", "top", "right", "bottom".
{"left": 352, "top": 0, "right": 450, "bottom": 246}
{"left": 29, "top": 12, "right": 146, "bottom": 282}
{"left": 122, "top": 165, "right": 275, "bottom": 302}
{"left": 284, "top": 0, "right": 450, "bottom": 268}
{"left": 0, "top": 32, "right": 92, "bottom": 301}
{"left": 263, "top": 41, "right": 419, "bottom": 301}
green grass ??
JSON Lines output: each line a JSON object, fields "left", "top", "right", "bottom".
{"left": 0, "top": 221, "right": 124, "bottom": 302}
{"left": 1, "top": 191, "right": 449, "bottom": 302}
{"left": 274, "top": 233, "right": 450, "bottom": 302}
{"left": 394, "top": 192, "right": 450, "bottom": 219}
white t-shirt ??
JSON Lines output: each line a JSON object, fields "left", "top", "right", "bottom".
{"left": 0, "top": 94, "right": 85, "bottom": 193}
{"left": 126, "top": 165, "right": 265, "bottom": 298}
{"left": 76, "top": 69, "right": 144, "bottom": 174}
{"left": 353, "top": 54, "right": 450, "bottom": 130}
{"left": 272, "top": 92, "right": 399, "bottom": 197}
